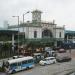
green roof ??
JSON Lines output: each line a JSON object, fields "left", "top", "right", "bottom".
{"left": 0, "top": 28, "right": 18, "bottom": 34}
{"left": 65, "top": 30, "right": 75, "bottom": 35}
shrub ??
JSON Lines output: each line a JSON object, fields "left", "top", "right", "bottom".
{"left": 0, "top": 67, "right": 5, "bottom": 72}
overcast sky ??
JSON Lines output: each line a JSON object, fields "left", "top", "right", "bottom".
{"left": 0, "top": 0, "right": 75, "bottom": 30}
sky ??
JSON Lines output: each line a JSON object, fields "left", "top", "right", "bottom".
{"left": 0, "top": 0, "right": 75, "bottom": 30}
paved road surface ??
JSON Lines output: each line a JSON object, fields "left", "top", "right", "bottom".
{"left": 12, "top": 49, "right": 75, "bottom": 75}
{"left": 0, "top": 49, "right": 75, "bottom": 75}
{"left": 12, "top": 59, "right": 75, "bottom": 75}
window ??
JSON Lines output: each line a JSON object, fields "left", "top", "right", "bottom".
{"left": 22, "top": 60, "right": 27, "bottom": 64}
{"left": 59, "top": 32, "right": 61, "bottom": 38}
{"left": 50, "top": 58, "right": 54, "bottom": 60}
{"left": 34, "top": 31, "right": 37, "bottom": 38}
{"left": 18, "top": 62, "right": 21, "bottom": 66}
{"left": 28, "top": 59, "right": 33, "bottom": 63}
{"left": 10, "top": 63, "right": 17, "bottom": 67}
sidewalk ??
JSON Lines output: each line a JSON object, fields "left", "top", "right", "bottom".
{"left": 0, "top": 72, "right": 7, "bottom": 75}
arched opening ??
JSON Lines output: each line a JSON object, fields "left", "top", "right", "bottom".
{"left": 42, "top": 29, "right": 53, "bottom": 38}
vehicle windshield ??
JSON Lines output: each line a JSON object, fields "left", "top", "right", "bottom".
{"left": 42, "top": 59, "right": 47, "bottom": 61}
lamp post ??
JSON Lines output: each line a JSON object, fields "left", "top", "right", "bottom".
{"left": 12, "top": 16, "right": 19, "bottom": 55}
{"left": 53, "top": 20, "right": 57, "bottom": 47}
{"left": 23, "top": 11, "right": 30, "bottom": 23}
{"left": 22, "top": 11, "right": 30, "bottom": 45}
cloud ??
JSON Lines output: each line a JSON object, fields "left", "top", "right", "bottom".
{"left": 0, "top": 0, "right": 75, "bottom": 30}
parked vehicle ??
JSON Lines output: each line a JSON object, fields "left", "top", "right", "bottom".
{"left": 33, "top": 53, "right": 44, "bottom": 63}
{"left": 45, "top": 47, "right": 56, "bottom": 57}
{"left": 45, "top": 47, "right": 52, "bottom": 51}
{"left": 3, "top": 56, "right": 34, "bottom": 74}
{"left": 48, "top": 50, "right": 56, "bottom": 57}
{"left": 58, "top": 48, "right": 66, "bottom": 53}
{"left": 39, "top": 57, "right": 56, "bottom": 66}
{"left": 56, "top": 49, "right": 71, "bottom": 62}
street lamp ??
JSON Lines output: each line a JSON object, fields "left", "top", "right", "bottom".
{"left": 12, "top": 16, "right": 19, "bottom": 55}
{"left": 23, "top": 11, "right": 30, "bottom": 23}
{"left": 22, "top": 11, "right": 30, "bottom": 45}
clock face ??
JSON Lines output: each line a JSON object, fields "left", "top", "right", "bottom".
{"left": 32, "top": 12, "right": 41, "bottom": 22}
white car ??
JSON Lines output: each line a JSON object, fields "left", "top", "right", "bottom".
{"left": 39, "top": 57, "right": 56, "bottom": 65}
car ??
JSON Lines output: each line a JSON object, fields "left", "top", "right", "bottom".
{"left": 58, "top": 48, "right": 66, "bottom": 53}
{"left": 56, "top": 51, "right": 71, "bottom": 62}
{"left": 48, "top": 50, "right": 56, "bottom": 57}
{"left": 39, "top": 57, "right": 56, "bottom": 66}
{"left": 56, "top": 53, "right": 71, "bottom": 62}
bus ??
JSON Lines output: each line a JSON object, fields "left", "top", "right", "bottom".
{"left": 3, "top": 56, "right": 34, "bottom": 74}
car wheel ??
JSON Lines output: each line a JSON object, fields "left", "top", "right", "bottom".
{"left": 53, "top": 61, "right": 56, "bottom": 64}
{"left": 12, "top": 70, "right": 16, "bottom": 74}
{"left": 26, "top": 67, "right": 29, "bottom": 70}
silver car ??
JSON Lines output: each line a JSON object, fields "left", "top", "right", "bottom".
{"left": 39, "top": 57, "right": 56, "bottom": 65}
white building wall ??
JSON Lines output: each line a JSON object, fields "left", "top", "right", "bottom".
{"left": 9, "top": 26, "right": 64, "bottom": 39}
{"left": 10, "top": 28, "right": 18, "bottom": 31}
{"left": 56, "top": 28, "right": 64, "bottom": 39}
{"left": 10, "top": 27, "right": 24, "bottom": 32}
{"left": 9, "top": 27, "right": 42, "bottom": 39}
{"left": 42, "top": 24, "right": 54, "bottom": 38}
{"left": 19, "top": 27, "right": 27, "bottom": 33}
{"left": 62, "top": 30, "right": 64, "bottom": 38}
{"left": 28, "top": 27, "right": 42, "bottom": 39}
{"left": 37, "top": 28, "right": 42, "bottom": 38}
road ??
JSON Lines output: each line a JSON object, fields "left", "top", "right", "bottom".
{"left": 12, "top": 50, "right": 75, "bottom": 75}
{"left": 12, "top": 59, "right": 75, "bottom": 75}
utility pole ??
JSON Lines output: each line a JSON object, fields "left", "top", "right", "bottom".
{"left": 12, "top": 16, "right": 20, "bottom": 55}
{"left": 22, "top": 11, "right": 30, "bottom": 45}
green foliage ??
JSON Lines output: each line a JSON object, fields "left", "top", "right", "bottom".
{"left": 0, "top": 67, "right": 5, "bottom": 72}
{"left": 0, "top": 35, "right": 11, "bottom": 41}
{"left": 0, "top": 43, "right": 16, "bottom": 59}
{"left": 2, "top": 43, "right": 12, "bottom": 51}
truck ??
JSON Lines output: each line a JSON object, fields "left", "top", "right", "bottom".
{"left": 56, "top": 49, "right": 71, "bottom": 62}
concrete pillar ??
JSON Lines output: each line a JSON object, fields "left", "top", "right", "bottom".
{"left": 67, "top": 35, "right": 68, "bottom": 43}
{"left": 12, "top": 34, "right": 15, "bottom": 51}
{"left": 54, "top": 41, "right": 57, "bottom": 47}
{"left": 72, "top": 35, "right": 74, "bottom": 42}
